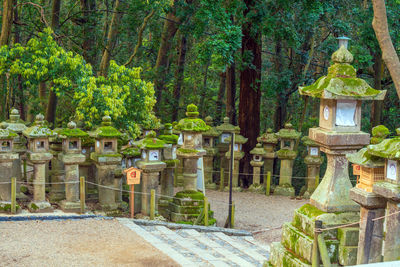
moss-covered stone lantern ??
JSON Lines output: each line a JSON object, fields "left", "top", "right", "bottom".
{"left": 301, "top": 136, "right": 324, "bottom": 199}
{"left": 273, "top": 123, "right": 300, "bottom": 197}
{"left": 90, "top": 115, "right": 122, "bottom": 210}
{"left": 5, "top": 108, "right": 28, "bottom": 198}
{"left": 23, "top": 114, "right": 54, "bottom": 212}
{"left": 225, "top": 126, "right": 248, "bottom": 192}
{"left": 249, "top": 143, "right": 266, "bottom": 193}
{"left": 169, "top": 104, "right": 215, "bottom": 225}
{"left": 298, "top": 44, "right": 386, "bottom": 212}
{"left": 158, "top": 123, "right": 179, "bottom": 218}
{"left": 0, "top": 122, "right": 19, "bottom": 209}
{"left": 257, "top": 128, "right": 278, "bottom": 186}
{"left": 48, "top": 129, "right": 65, "bottom": 202}
{"left": 367, "top": 128, "right": 400, "bottom": 261}
{"left": 57, "top": 121, "right": 87, "bottom": 211}
{"left": 202, "top": 116, "right": 220, "bottom": 189}
{"left": 136, "top": 131, "right": 166, "bottom": 215}
{"left": 216, "top": 117, "right": 235, "bottom": 187}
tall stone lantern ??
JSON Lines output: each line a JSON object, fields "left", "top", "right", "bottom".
{"left": 0, "top": 122, "right": 19, "bottom": 209}
{"left": 202, "top": 116, "right": 220, "bottom": 189}
{"left": 249, "top": 143, "right": 266, "bottom": 193}
{"left": 216, "top": 117, "right": 235, "bottom": 187}
{"left": 257, "top": 128, "right": 278, "bottom": 186}
{"left": 301, "top": 136, "right": 324, "bottom": 198}
{"left": 169, "top": 104, "right": 215, "bottom": 225}
{"left": 367, "top": 129, "right": 400, "bottom": 262}
{"left": 90, "top": 115, "right": 122, "bottom": 210}
{"left": 225, "top": 126, "right": 248, "bottom": 191}
{"left": 299, "top": 44, "right": 386, "bottom": 212}
{"left": 274, "top": 123, "right": 300, "bottom": 197}
{"left": 23, "top": 114, "right": 54, "bottom": 212}
{"left": 58, "top": 121, "right": 87, "bottom": 211}
{"left": 136, "top": 131, "right": 167, "bottom": 215}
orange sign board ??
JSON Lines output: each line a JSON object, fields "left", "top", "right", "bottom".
{"left": 124, "top": 167, "right": 142, "bottom": 185}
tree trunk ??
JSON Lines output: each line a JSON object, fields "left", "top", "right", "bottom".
{"left": 273, "top": 41, "right": 287, "bottom": 131}
{"left": 215, "top": 72, "right": 226, "bottom": 124}
{"left": 171, "top": 35, "right": 187, "bottom": 122}
{"left": 226, "top": 63, "right": 236, "bottom": 124}
{"left": 80, "top": 0, "right": 97, "bottom": 66}
{"left": 0, "top": 0, "right": 14, "bottom": 46}
{"left": 372, "top": 0, "right": 400, "bottom": 99}
{"left": 39, "top": 82, "right": 47, "bottom": 113}
{"left": 239, "top": 0, "right": 262, "bottom": 186}
{"left": 45, "top": 0, "right": 62, "bottom": 126}
{"left": 98, "top": 0, "right": 125, "bottom": 77}
{"left": 371, "top": 52, "right": 383, "bottom": 127}
{"left": 199, "top": 61, "right": 210, "bottom": 117}
{"left": 154, "top": 9, "right": 180, "bottom": 114}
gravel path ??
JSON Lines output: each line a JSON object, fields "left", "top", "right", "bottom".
{"left": 204, "top": 189, "right": 308, "bottom": 244}
{"left": 0, "top": 219, "right": 178, "bottom": 267}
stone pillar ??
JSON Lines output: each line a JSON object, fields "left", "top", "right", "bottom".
{"left": 302, "top": 156, "right": 323, "bottom": 199}
{"left": 383, "top": 201, "right": 400, "bottom": 261}
{"left": 80, "top": 145, "right": 97, "bottom": 200}
{"left": 274, "top": 159, "right": 295, "bottom": 196}
{"left": 60, "top": 156, "right": 85, "bottom": 211}
{"left": 311, "top": 149, "right": 359, "bottom": 212}
{"left": 141, "top": 171, "right": 159, "bottom": 215}
{"left": 95, "top": 164, "right": 119, "bottom": 210}
{"left": 0, "top": 154, "right": 19, "bottom": 203}
{"left": 161, "top": 168, "right": 174, "bottom": 197}
{"left": 257, "top": 129, "right": 278, "bottom": 186}
{"left": 49, "top": 139, "right": 65, "bottom": 202}
{"left": 203, "top": 154, "right": 215, "bottom": 189}
{"left": 183, "top": 157, "right": 198, "bottom": 191}
{"left": 350, "top": 187, "right": 386, "bottom": 264}
{"left": 249, "top": 160, "right": 264, "bottom": 193}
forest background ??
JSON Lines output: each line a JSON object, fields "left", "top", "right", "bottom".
{"left": 0, "top": 0, "right": 399, "bottom": 189}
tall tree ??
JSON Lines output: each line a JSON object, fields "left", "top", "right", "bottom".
{"left": 172, "top": 34, "right": 188, "bottom": 121}
{"left": 0, "top": 0, "right": 14, "bottom": 46}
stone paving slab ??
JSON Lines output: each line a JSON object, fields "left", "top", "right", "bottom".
{"left": 117, "top": 218, "right": 270, "bottom": 267}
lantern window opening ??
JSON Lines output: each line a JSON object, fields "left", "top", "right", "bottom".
{"left": 387, "top": 160, "right": 398, "bottom": 181}
{"left": 234, "top": 144, "right": 239, "bottom": 151}
{"left": 149, "top": 150, "right": 160, "bottom": 161}
{"left": 309, "top": 147, "right": 319, "bottom": 156}
{"left": 335, "top": 100, "right": 357, "bottom": 127}
{"left": 254, "top": 155, "right": 261, "bottom": 161}
{"left": 283, "top": 141, "right": 291, "bottom": 149}
{"left": 104, "top": 141, "right": 113, "bottom": 152}
{"left": 204, "top": 138, "right": 210, "bottom": 147}
{"left": 69, "top": 140, "right": 78, "bottom": 150}
{"left": 221, "top": 133, "right": 230, "bottom": 143}
{"left": 1, "top": 141, "right": 11, "bottom": 151}
{"left": 37, "top": 140, "right": 45, "bottom": 149}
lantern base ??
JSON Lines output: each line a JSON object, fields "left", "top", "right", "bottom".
{"left": 60, "top": 200, "right": 83, "bottom": 212}
{"left": 274, "top": 184, "right": 295, "bottom": 197}
{"left": 28, "top": 201, "right": 53, "bottom": 213}
{"left": 248, "top": 183, "right": 264, "bottom": 193}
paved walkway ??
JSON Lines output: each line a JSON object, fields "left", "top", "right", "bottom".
{"left": 118, "top": 218, "right": 270, "bottom": 267}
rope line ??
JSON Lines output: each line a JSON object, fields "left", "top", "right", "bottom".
{"left": 18, "top": 181, "right": 79, "bottom": 185}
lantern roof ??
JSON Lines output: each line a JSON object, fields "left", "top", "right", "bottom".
{"left": 371, "top": 125, "right": 390, "bottom": 144}
{"left": 368, "top": 135, "right": 400, "bottom": 160}
{"left": 5, "top": 108, "right": 27, "bottom": 133}
{"left": 0, "top": 122, "right": 17, "bottom": 139}
{"left": 276, "top": 123, "right": 301, "bottom": 140}
{"left": 23, "top": 114, "right": 54, "bottom": 138}
{"left": 347, "top": 148, "right": 385, "bottom": 168}
{"left": 89, "top": 115, "right": 121, "bottom": 138}
{"left": 136, "top": 131, "right": 166, "bottom": 149}
{"left": 174, "top": 104, "right": 210, "bottom": 132}
{"left": 250, "top": 143, "right": 266, "bottom": 155}
{"left": 257, "top": 128, "right": 278, "bottom": 144}
{"left": 225, "top": 127, "right": 248, "bottom": 144}
{"left": 58, "top": 121, "right": 88, "bottom": 139}
{"left": 202, "top": 116, "right": 221, "bottom": 137}
{"left": 216, "top": 117, "right": 236, "bottom": 133}
{"left": 299, "top": 46, "right": 386, "bottom": 100}
{"left": 302, "top": 136, "right": 319, "bottom": 147}
{"left": 158, "top": 123, "right": 179, "bottom": 144}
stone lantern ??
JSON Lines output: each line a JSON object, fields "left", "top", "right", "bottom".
{"left": 136, "top": 131, "right": 167, "bottom": 215}
{"left": 367, "top": 128, "right": 400, "bottom": 262}
{"left": 172, "top": 121, "right": 184, "bottom": 187}
{"left": 158, "top": 123, "right": 179, "bottom": 218}
{"left": 58, "top": 121, "right": 87, "bottom": 211}
{"left": 249, "top": 143, "right": 266, "bottom": 193}
{"left": 202, "top": 116, "right": 220, "bottom": 189}
{"left": 48, "top": 130, "right": 65, "bottom": 202}
{"left": 299, "top": 44, "right": 386, "bottom": 212}
{"left": 257, "top": 128, "right": 278, "bottom": 186}
{"left": 225, "top": 126, "right": 248, "bottom": 191}
{"left": 0, "top": 122, "right": 19, "bottom": 209}
{"left": 274, "top": 123, "right": 300, "bottom": 196}
{"left": 90, "top": 115, "right": 122, "bottom": 210}
{"left": 301, "top": 136, "right": 324, "bottom": 198}
{"left": 169, "top": 104, "right": 215, "bottom": 225}
{"left": 23, "top": 114, "right": 54, "bottom": 212}
{"left": 5, "top": 108, "right": 28, "bottom": 199}
{"left": 216, "top": 117, "right": 235, "bottom": 187}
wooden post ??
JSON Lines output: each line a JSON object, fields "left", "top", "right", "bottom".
{"left": 204, "top": 197, "right": 209, "bottom": 226}
{"left": 150, "top": 189, "right": 155, "bottom": 220}
{"left": 362, "top": 212, "right": 376, "bottom": 264}
{"left": 219, "top": 167, "right": 224, "bottom": 191}
{"left": 80, "top": 176, "right": 85, "bottom": 214}
{"left": 315, "top": 174, "right": 320, "bottom": 189}
{"left": 312, "top": 220, "right": 322, "bottom": 267}
{"left": 266, "top": 171, "right": 271, "bottom": 196}
{"left": 317, "top": 235, "right": 331, "bottom": 267}
{"left": 130, "top": 184, "right": 135, "bottom": 218}
{"left": 231, "top": 201, "right": 235, "bottom": 229}
{"left": 11, "top": 177, "right": 16, "bottom": 214}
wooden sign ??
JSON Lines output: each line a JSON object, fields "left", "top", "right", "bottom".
{"left": 124, "top": 167, "right": 142, "bottom": 185}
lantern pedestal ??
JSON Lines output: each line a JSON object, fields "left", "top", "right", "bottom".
{"left": 249, "top": 160, "right": 264, "bottom": 193}
{"left": 80, "top": 145, "right": 97, "bottom": 200}
{"left": 204, "top": 153, "right": 217, "bottom": 189}
{"left": 48, "top": 138, "right": 65, "bottom": 202}
{"left": 274, "top": 159, "right": 295, "bottom": 197}
{"left": 302, "top": 155, "right": 323, "bottom": 199}
{"left": 29, "top": 156, "right": 53, "bottom": 212}
{"left": 0, "top": 153, "right": 19, "bottom": 206}
{"left": 224, "top": 157, "right": 243, "bottom": 192}
{"left": 349, "top": 187, "right": 386, "bottom": 264}
{"left": 257, "top": 129, "right": 278, "bottom": 188}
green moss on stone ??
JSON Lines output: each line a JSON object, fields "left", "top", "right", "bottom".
{"left": 91, "top": 126, "right": 121, "bottom": 138}
{"left": 163, "top": 159, "right": 180, "bottom": 167}
{"left": 297, "top": 203, "right": 326, "bottom": 218}
{"left": 368, "top": 137, "right": 400, "bottom": 159}
{"left": 136, "top": 135, "right": 166, "bottom": 149}
{"left": 121, "top": 147, "right": 141, "bottom": 157}
{"left": 177, "top": 148, "right": 199, "bottom": 154}
{"left": 175, "top": 190, "right": 205, "bottom": 200}
{"left": 158, "top": 134, "right": 179, "bottom": 144}
{"left": 20, "top": 186, "right": 28, "bottom": 194}
{"left": 30, "top": 203, "right": 39, "bottom": 210}
{"left": 277, "top": 149, "right": 298, "bottom": 159}
{"left": 58, "top": 128, "right": 88, "bottom": 138}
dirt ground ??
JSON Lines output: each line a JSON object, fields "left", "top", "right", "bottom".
{"left": 0, "top": 219, "right": 178, "bottom": 267}
{"left": 205, "top": 189, "right": 308, "bottom": 244}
